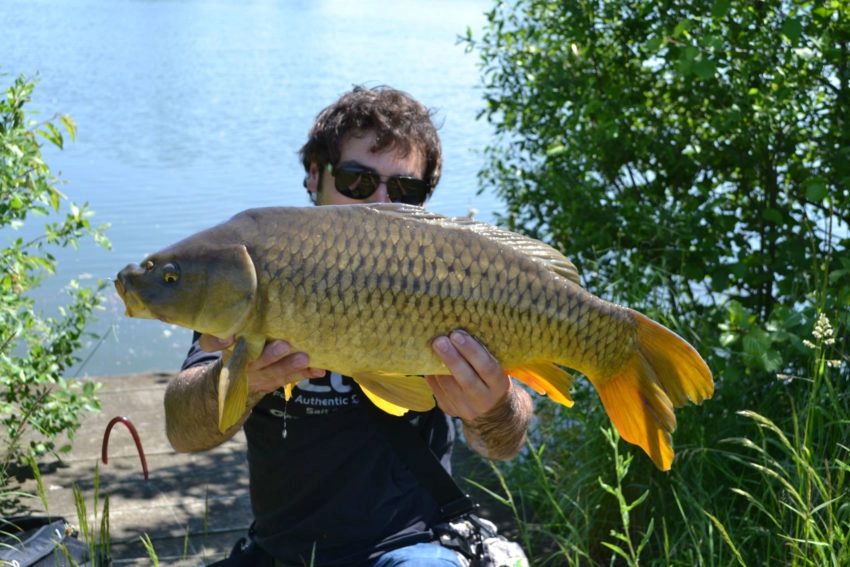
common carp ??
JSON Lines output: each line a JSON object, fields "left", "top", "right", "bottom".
{"left": 115, "top": 204, "right": 713, "bottom": 470}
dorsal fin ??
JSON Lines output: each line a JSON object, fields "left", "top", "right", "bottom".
{"left": 361, "top": 203, "right": 582, "bottom": 286}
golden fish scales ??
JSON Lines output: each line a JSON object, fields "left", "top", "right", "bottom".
{"left": 115, "top": 204, "right": 713, "bottom": 470}
{"left": 254, "top": 208, "right": 629, "bottom": 374}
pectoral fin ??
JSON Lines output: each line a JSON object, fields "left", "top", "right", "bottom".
{"left": 218, "top": 336, "right": 264, "bottom": 433}
{"left": 354, "top": 372, "right": 436, "bottom": 415}
{"left": 507, "top": 362, "right": 576, "bottom": 407}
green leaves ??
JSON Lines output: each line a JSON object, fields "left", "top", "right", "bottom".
{"left": 466, "top": 0, "right": 850, "bottom": 563}
{"left": 804, "top": 176, "right": 829, "bottom": 202}
{"left": 782, "top": 18, "right": 804, "bottom": 43}
{"left": 1, "top": 72, "right": 110, "bottom": 470}
{"left": 467, "top": 0, "right": 850, "bottom": 347}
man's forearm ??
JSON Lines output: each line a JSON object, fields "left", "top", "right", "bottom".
{"left": 461, "top": 385, "right": 533, "bottom": 461}
{"left": 164, "top": 359, "right": 262, "bottom": 453}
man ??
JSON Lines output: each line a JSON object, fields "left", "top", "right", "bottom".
{"left": 164, "top": 86, "right": 533, "bottom": 566}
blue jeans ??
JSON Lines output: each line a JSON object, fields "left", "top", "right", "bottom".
{"left": 367, "top": 542, "right": 462, "bottom": 566}
{"left": 211, "top": 539, "right": 462, "bottom": 566}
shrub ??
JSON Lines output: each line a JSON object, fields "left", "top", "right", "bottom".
{"left": 1, "top": 71, "right": 111, "bottom": 472}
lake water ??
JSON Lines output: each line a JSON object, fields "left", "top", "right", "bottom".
{"left": 1, "top": 0, "right": 502, "bottom": 377}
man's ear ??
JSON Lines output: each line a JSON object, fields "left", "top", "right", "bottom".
{"left": 305, "top": 162, "right": 321, "bottom": 193}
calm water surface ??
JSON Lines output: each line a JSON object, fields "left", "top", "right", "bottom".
{"left": 1, "top": 0, "right": 501, "bottom": 376}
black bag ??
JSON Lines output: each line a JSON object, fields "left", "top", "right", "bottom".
{"left": 0, "top": 516, "right": 102, "bottom": 567}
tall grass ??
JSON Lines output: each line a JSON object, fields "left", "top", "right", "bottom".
{"left": 0, "top": 458, "right": 112, "bottom": 566}
{"left": 493, "top": 311, "right": 848, "bottom": 565}
{"left": 713, "top": 313, "right": 850, "bottom": 566}
{"left": 49, "top": 462, "right": 111, "bottom": 565}
{"left": 596, "top": 428, "right": 653, "bottom": 567}
{"left": 70, "top": 463, "right": 111, "bottom": 564}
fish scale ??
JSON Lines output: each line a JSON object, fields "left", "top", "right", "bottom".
{"left": 260, "top": 206, "right": 631, "bottom": 389}
{"left": 115, "top": 203, "right": 713, "bottom": 470}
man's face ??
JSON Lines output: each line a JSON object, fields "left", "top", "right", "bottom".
{"left": 306, "top": 131, "right": 427, "bottom": 206}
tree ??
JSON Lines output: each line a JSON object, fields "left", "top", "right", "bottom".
{"left": 1, "top": 72, "right": 111, "bottom": 471}
{"left": 465, "top": 1, "right": 850, "bottom": 564}
{"left": 468, "top": 0, "right": 849, "bottom": 386}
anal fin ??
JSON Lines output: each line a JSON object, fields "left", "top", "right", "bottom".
{"left": 507, "top": 362, "right": 576, "bottom": 407}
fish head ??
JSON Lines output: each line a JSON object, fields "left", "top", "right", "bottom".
{"left": 115, "top": 241, "right": 258, "bottom": 338}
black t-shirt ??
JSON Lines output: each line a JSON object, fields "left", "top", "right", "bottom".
{"left": 182, "top": 335, "right": 454, "bottom": 566}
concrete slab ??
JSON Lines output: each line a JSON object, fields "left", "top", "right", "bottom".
{"left": 3, "top": 372, "right": 518, "bottom": 565}
{"left": 4, "top": 372, "right": 250, "bottom": 565}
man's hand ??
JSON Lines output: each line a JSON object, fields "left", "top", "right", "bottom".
{"left": 425, "top": 330, "right": 512, "bottom": 421}
{"left": 427, "top": 330, "right": 533, "bottom": 461}
{"left": 199, "top": 335, "right": 325, "bottom": 393}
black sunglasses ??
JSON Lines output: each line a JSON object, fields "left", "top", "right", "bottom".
{"left": 326, "top": 163, "right": 430, "bottom": 205}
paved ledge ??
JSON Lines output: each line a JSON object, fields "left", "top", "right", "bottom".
{"left": 4, "top": 372, "right": 514, "bottom": 565}
{"left": 5, "top": 372, "right": 249, "bottom": 565}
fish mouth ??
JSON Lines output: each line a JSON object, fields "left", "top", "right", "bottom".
{"left": 114, "top": 278, "right": 126, "bottom": 300}
{"left": 114, "top": 278, "right": 155, "bottom": 319}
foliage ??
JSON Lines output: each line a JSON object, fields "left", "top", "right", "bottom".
{"left": 714, "top": 314, "right": 850, "bottom": 565}
{"left": 465, "top": 0, "right": 850, "bottom": 353}
{"left": 491, "top": 316, "right": 848, "bottom": 566}
{"left": 465, "top": 0, "right": 850, "bottom": 564}
{"left": 0, "top": 72, "right": 111, "bottom": 472}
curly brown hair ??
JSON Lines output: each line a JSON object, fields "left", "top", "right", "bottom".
{"left": 299, "top": 85, "right": 442, "bottom": 200}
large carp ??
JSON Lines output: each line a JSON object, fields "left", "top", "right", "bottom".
{"left": 115, "top": 204, "right": 713, "bottom": 470}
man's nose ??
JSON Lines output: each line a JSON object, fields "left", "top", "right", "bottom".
{"left": 368, "top": 181, "right": 391, "bottom": 203}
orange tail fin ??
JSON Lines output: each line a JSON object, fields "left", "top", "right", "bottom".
{"left": 592, "top": 311, "right": 713, "bottom": 470}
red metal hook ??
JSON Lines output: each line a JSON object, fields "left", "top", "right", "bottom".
{"left": 102, "top": 416, "right": 149, "bottom": 481}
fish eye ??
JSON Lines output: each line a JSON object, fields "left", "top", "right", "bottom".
{"left": 162, "top": 263, "right": 180, "bottom": 284}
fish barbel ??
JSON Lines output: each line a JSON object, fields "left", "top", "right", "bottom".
{"left": 114, "top": 204, "right": 713, "bottom": 470}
